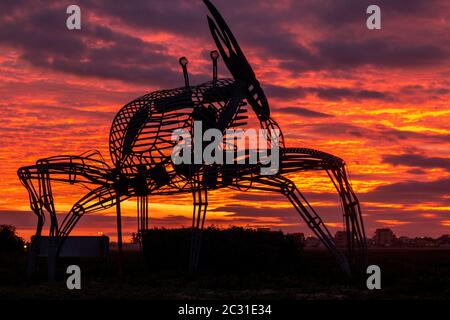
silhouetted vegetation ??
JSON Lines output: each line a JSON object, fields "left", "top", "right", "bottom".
{"left": 0, "top": 225, "right": 24, "bottom": 256}
{"left": 142, "top": 227, "right": 303, "bottom": 273}
{"left": 0, "top": 225, "right": 26, "bottom": 286}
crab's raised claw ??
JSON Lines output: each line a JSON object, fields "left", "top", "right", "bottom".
{"left": 204, "top": 0, "right": 270, "bottom": 121}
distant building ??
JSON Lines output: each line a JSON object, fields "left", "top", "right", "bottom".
{"left": 437, "top": 234, "right": 450, "bottom": 247}
{"left": 373, "top": 228, "right": 395, "bottom": 246}
{"left": 291, "top": 233, "right": 305, "bottom": 242}
{"left": 305, "top": 236, "right": 322, "bottom": 248}
{"left": 334, "top": 231, "right": 347, "bottom": 248}
{"left": 291, "top": 233, "right": 305, "bottom": 248}
{"left": 397, "top": 236, "right": 413, "bottom": 247}
{"left": 414, "top": 237, "right": 435, "bottom": 247}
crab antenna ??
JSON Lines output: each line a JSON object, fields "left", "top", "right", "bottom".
{"left": 179, "top": 56, "right": 190, "bottom": 88}
{"left": 210, "top": 50, "right": 219, "bottom": 84}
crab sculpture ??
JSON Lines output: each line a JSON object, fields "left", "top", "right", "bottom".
{"left": 18, "top": 0, "right": 366, "bottom": 279}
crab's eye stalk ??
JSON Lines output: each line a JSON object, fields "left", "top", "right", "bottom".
{"left": 210, "top": 50, "right": 219, "bottom": 60}
{"left": 210, "top": 50, "right": 220, "bottom": 84}
{"left": 179, "top": 56, "right": 190, "bottom": 88}
{"left": 179, "top": 56, "right": 189, "bottom": 66}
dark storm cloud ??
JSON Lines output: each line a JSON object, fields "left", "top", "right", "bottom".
{"left": 0, "top": 122, "right": 94, "bottom": 134}
{"left": 0, "top": 102, "right": 116, "bottom": 123}
{"left": 296, "top": 0, "right": 445, "bottom": 29}
{"left": 0, "top": 211, "right": 37, "bottom": 228}
{"left": 0, "top": 210, "right": 136, "bottom": 229}
{"left": 265, "top": 85, "right": 307, "bottom": 99}
{"left": 361, "top": 178, "right": 450, "bottom": 205}
{"left": 211, "top": 204, "right": 346, "bottom": 226}
{"left": 0, "top": 210, "right": 192, "bottom": 230}
{"left": 0, "top": 0, "right": 28, "bottom": 16}
{"left": 296, "top": 122, "right": 368, "bottom": 139}
{"left": 300, "top": 122, "right": 450, "bottom": 144}
{"left": 312, "top": 87, "right": 393, "bottom": 101}
{"left": 406, "top": 168, "right": 428, "bottom": 175}
{"left": 277, "top": 107, "right": 333, "bottom": 118}
{"left": 383, "top": 154, "right": 450, "bottom": 172}
{"left": 0, "top": 2, "right": 192, "bottom": 87}
{"left": 400, "top": 85, "right": 425, "bottom": 94}
{"left": 0, "top": 0, "right": 447, "bottom": 85}
{"left": 280, "top": 39, "right": 448, "bottom": 73}
{"left": 75, "top": 0, "right": 445, "bottom": 36}
{"left": 232, "top": 191, "right": 341, "bottom": 205}
{"left": 232, "top": 193, "right": 286, "bottom": 202}
{"left": 221, "top": 177, "right": 449, "bottom": 217}
{"left": 262, "top": 0, "right": 448, "bottom": 73}
{"left": 82, "top": 0, "right": 206, "bottom": 36}
{"left": 84, "top": 0, "right": 447, "bottom": 54}
{"left": 266, "top": 84, "right": 392, "bottom": 102}
{"left": 400, "top": 85, "right": 450, "bottom": 97}
{"left": 212, "top": 205, "right": 295, "bottom": 219}
{"left": 377, "top": 126, "right": 450, "bottom": 144}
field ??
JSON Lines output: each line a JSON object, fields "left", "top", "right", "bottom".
{"left": 0, "top": 248, "right": 449, "bottom": 300}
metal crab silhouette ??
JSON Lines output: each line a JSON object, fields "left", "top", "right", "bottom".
{"left": 18, "top": 0, "right": 367, "bottom": 279}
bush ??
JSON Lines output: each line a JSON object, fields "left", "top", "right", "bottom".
{"left": 142, "top": 227, "right": 303, "bottom": 273}
{"left": 0, "top": 225, "right": 25, "bottom": 255}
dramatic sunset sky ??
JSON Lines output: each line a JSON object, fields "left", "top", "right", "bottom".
{"left": 0, "top": 0, "right": 449, "bottom": 241}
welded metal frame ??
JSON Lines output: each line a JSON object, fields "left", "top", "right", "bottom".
{"left": 17, "top": 0, "right": 367, "bottom": 279}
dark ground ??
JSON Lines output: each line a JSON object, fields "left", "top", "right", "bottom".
{"left": 0, "top": 248, "right": 449, "bottom": 300}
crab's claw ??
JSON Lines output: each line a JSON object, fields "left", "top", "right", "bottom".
{"left": 203, "top": 0, "right": 270, "bottom": 121}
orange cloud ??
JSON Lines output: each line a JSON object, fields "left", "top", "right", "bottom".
{"left": 375, "top": 220, "right": 411, "bottom": 226}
